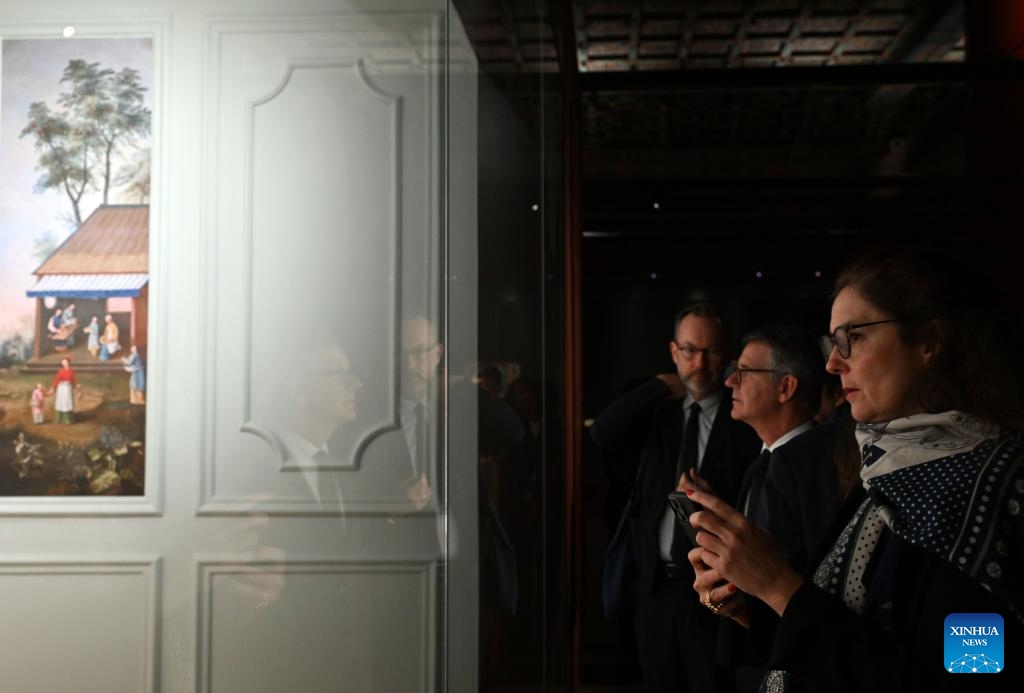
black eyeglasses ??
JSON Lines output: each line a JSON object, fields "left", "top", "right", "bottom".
{"left": 729, "top": 367, "right": 779, "bottom": 385}
{"left": 820, "top": 319, "right": 899, "bottom": 359}
{"left": 673, "top": 341, "right": 726, "bottom": 361}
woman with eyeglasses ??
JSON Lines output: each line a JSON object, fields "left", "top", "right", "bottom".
{"left": 686, "top": 248, "right": 1024, "bottom": 692}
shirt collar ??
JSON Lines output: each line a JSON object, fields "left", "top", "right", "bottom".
{"left": 683, "top": 389, "right": 723, "bottom": 418}
{"left": 766, "top": 420, "right": 815, "bottom": 452}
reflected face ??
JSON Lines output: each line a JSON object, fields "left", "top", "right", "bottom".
{"left": 725, "top": 341, "right": 779, "bottom": 427}
{"left": 301, "top": 346, "right": 361, "bottom": 424}
{"left": 401, "top": 317, "right": 443, "bottom": 395}
{"left": 669, "top": 314, "right": 727, "bottom": 401}
{"left": 512, "top": 381, "right": 539, "bottom": 418}
{"left": 825, "top": 286, "right": 929, "bottom": 423}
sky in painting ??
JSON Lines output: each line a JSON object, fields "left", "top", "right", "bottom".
{"left": 0, "top": 37, "right": 153, "bottom": 340}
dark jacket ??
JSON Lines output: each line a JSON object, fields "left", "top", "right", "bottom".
{"left": 754, "top": 412, "right": 853, "bottom": 574}
{"left": 767, "top": 500, "right": 1023, "bottom": 692}
{"left": 593, "top": 377, "right": 760, "bottom": 616}
{"left": 718, "top": 416, "right": 852, "bottom": 690}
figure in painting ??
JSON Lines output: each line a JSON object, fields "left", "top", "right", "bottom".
{"left": 30, "top": 383, "right": 46, "bottom": 424}
{"left": 122, "top": 344, "right": 146, "bottom": 405}
{"left": 46, "top": 307, "right": 69, "bottom": 352}
{"left": 98, "top": 313, "right": 121, "bottom": 360}
{"left": 46, "top": 307, "right": 62, "bottom": 336}
{"left": 48, "top": 357, "right": 81, "bottom": 424}
{"left": 62, "top": 303, "right": 77, "bottom": 347}
{"left": 46, "top": 305, "right": 83, "bottom": 352}
{"left": 82, "top": 315, "right": 101, "bottom": 358}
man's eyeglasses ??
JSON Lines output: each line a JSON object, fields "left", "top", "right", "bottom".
{"left": 674, "top": 342, "right": 726, "bottom": 361}
{"left": 820, "top": 319, "right": 899, "bottom": 360}
{"left": 730, "top": 367, "right": 779, "bottom": 385}
{"left": 403, "top": 343, "right": 438, "bottom": 359}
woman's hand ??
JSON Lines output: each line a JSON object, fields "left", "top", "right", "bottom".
{"left": 676, "top": 467, "right": 715, "bottom": 494}
{"left": 688, "top": 546, "right": 751, "bottom": 628}
{"left": 686, "top": 489, "right": 804, "bottom": 617}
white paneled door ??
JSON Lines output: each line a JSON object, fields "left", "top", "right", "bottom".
{"left": 0, "top": 2, "right": 477, "bottom": 691}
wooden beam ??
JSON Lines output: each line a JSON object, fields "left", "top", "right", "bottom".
{"left": 576, "top": 60, "right": 1024, "bottom": 92}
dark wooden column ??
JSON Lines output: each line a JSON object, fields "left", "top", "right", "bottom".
{"left": 554, "top": 0, "right": 583, "bottom": 689}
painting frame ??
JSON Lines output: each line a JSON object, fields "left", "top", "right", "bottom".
{"left": 0, "top": 19, "right": 167, "bottom": 515}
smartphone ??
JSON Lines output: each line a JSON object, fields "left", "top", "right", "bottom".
{"left": 667, "top": 491, "right": 703, "bottom": 548}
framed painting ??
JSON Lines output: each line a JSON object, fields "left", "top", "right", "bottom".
{"left": 0, "top": 29, "right": 160, "bottom": 511}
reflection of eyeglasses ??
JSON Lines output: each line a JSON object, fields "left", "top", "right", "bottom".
{"left": 820, "top": 319, "right": 899, "bottom": 359}
{"left": 673, "top": 341, "right": 725, "bottom": 361}
{"left": 730, "top": 367, "right": 779, "bottom": 385}
{"left": 403, "top": 344, "right": 437, "bottom": 359}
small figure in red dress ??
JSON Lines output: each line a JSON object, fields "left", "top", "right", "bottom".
{"left": 48, "top": 357, "right": 81, "bottom": 424}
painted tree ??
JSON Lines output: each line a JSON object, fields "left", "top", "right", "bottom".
{"left": 19, "top": 101, "right": 92, "bottom": 226}
{"left": 20, "top": 59, "right": 150, "bottom": 226}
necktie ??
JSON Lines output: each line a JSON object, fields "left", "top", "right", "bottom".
{"left": 742, "top": 449, "right": 772, "bottom": 518}
{"left": 410, "top": 403, "right": 444, "bottom": 508}
{"left": 412, "top": 403, "right": 428, "bottom": 475}
{"left": 677, "top": 402, "right": 702, "bottom": 477}
{"left": 669, "top": 402, "right": 702, "bottom": 561}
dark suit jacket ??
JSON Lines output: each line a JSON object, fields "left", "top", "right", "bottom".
{"left": 753, "top": 412, "right": 852, "bottom": 574}
{"left": 718, "top": 419, "right": 848, "bottom": 687}
{"left": 593, "top": 377, "right": 761, "bottom": 616}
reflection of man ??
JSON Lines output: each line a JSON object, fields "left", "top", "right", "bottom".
{"left": 284, "top": 344, "right": 362, "bottom": 460}
{"left": 399, "top": 313, "right": 522, "bottom": 615}
{"left": 400, "top": 315, "right": 444, "bottom": 506}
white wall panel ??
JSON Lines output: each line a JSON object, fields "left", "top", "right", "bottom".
{"left": 197, "top": 559, "right": 433, "bottom": 693}
{"left": 0, "top": 557, "right": 159, "bottom": 693}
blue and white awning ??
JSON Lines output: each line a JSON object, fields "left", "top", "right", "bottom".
{"left": 27, "top": 273, "right": 149, "bottom": 298}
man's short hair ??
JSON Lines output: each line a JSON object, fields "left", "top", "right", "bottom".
{"left": 673, "top": 302, "right": 732, "bottom": 352}
{"left": 740, "top": 324, "right": 825, "bottom": 414}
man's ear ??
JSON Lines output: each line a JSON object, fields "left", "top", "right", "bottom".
{"left": 777, "top": 373, "right": 798, "bottom": 404}
{"left": 430, "top": 342, "right": 445, "bottom": 368}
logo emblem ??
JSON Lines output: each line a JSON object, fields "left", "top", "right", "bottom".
{"left": 945, "top": 613, "right": 1004, "bottom": 674}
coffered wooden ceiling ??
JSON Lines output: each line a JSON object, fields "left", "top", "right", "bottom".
{"left": 460, "top": 1, "right": 969, "bottom": 238}
{"left": 462, "top": 0, "right": 963, "bottom": 75}
{"left": 576, "top": 0, "right": 963, "bottom": 71}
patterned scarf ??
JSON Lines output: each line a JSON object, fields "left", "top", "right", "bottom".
{"left": 762, "top": 412, "right": 1024, "bottom": 692}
